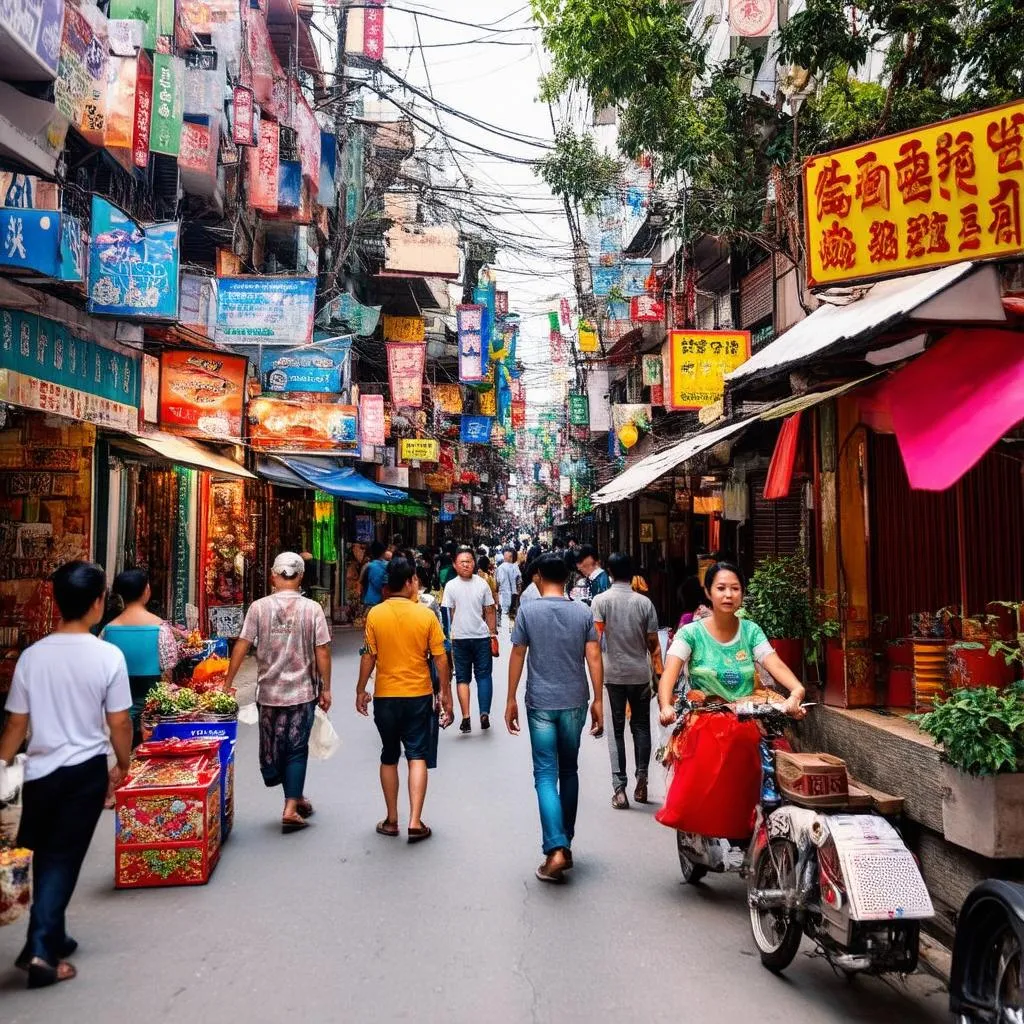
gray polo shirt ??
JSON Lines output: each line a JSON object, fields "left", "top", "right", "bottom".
{"left": 591, "top": 582, "right": 660, "bottom": 687}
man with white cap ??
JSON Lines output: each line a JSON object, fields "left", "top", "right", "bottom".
{"left": 225, "top": 552, "right": 333, "bottom": 832}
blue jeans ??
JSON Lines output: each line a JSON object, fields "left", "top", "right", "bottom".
{"left": 526, "top": 706, "right": 588, "bottom": 854}
{"left": 452, "top": 637, "right": 493, "bottom": 715}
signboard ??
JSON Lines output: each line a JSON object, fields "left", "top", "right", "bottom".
{"left": 0, "top": 0, "right": 63, "bottom": 78}
{"left": 0, "top": 210, "right": 83, "bottom": 281}
{"left": 399, "top": 438, "right": 439, "bottom": 463}
{"left": 178, "top": 273, "right": 217, "bottom": 338}
{"left": 729, "top": 0, "right": 777, "bottom": 36}
{"left": 568, "top": 394, "right": 590, "bottom": 426}
{"left": 109, "top": 0, "right": 175, "bottom": 50}
{"left": 457, "top": 303, "right": 486, "bottom": 382}
{"left": 149, "top": 53, "right": 184, "bottom": 157}
{"left": 621, "top": 259, "right": 652, "bottom": 296}
{"left": 666, "top": 329, "right": 750, "bottom": 411}
{"left": 804, "top": 101, "right": 1024, "bottom": 287}
{"left": 88, "top": 198, "right": 180, "bottom": 320}
{"left": 460, "top": 415, "right": 493, "bottom": 445}
{"left": 386, "top": 341, "right": 424, "bottom": 408}
{"left": 359, "top": 393, "right": 384, "bottom": 445}
{"left": 631, "top": 295, "right": 665, "bottom": 323}
{"left": 578, "top": 322, "right": 599, "bottom": 353}
{"left": 260, "top": 338, "right": 352, "bottom": 393}
{"left": 141, "top": 353, "right": 159, "bottom": 423}
{"left": 249, "top": 124, "right": 279, "bottom": 213}
{"left": 383, "top": 314, "right": 425, "bottom": 343}
{"left": 232, "top": 86, "right": 255, "bottom": 146}
{"left": 247, "top": 396, "right": 359, "bottom": 452}
{"left": 54, "top": 5, "right": 93, "bottom": 125}
{"left": 133, "top": 53, "right": 153, "bottom": 169}
{"left": 432, "top": 383, "right": 462, "bottom": 414}
{"left": 642, "top": 353, "right": 663, "bottom": 386}
{"left": 215, "top": 276, "right": 316, "bottom": 345}
{"left": 159, "top": 348, "right": 246, "bottom": 438}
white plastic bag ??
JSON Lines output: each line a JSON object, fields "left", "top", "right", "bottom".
{"left": 309, "top": 709, "right": 340, "bottom": 761}
{"left": 237, "top": 702, "right": 258, "bottom": 725}
{"left": 0, "top": 754, "right": 26, "bottom": 846}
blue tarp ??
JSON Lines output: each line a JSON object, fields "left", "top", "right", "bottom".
{"left": 258, "top": 457, "right": 408, "bottom": 503}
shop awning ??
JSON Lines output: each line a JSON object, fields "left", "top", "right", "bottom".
{"left": 759, "top": 374, "right": 881, "bottom": 420}
{"left": 592, "top": 416, "right": 756, "bottom": 505}
{"left": 260, "top": 457, "right": 408, "bottom": 503}
{"left": 131, "top": 434, "right": 255, "bottom": 479}
{"left": 349, "top": 499, "right": 430, "bottom": 518}
{"left": 728, "top": 262, "right": 1004, "bottom": 385}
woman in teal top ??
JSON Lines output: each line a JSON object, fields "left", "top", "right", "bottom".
{"left": 658, "top": 563, "right": 806, "bottom": 720}
{"left": 101, "top": 570, "right": 179, "bottom": 746}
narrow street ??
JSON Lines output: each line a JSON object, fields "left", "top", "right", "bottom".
{"left": 0, "top": 632, "right": 949, "bottom": 1023}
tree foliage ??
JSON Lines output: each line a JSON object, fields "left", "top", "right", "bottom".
{"left": 537, "top": 127, "right": 622, "bottom": 214}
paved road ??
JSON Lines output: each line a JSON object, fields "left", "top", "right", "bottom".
{"left": 0, "top": 631, "right": 950, "bottom": 1023}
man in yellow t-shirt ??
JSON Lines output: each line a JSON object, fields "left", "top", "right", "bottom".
{"left": 356, "top": 558, "right": 452, "bottom": 843}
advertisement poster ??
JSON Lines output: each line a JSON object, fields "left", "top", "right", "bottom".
{"left": 386, "top": 341, "right": 424, "bottom": 408}
{"left": 457, "top": 303, "right": 486, "bottom": 383}
{"left": 260, "top": 337, "right": 352, "bottom": 393}
{"left": 215, "top": 276, "right": 316, "bottom": 346}
{"left": 88, "top": 197, "right": 180, "bottom": 320}
{"left": 359, "top": 393, "right": 385, "bottom": 446}
{"left": 666, "top": 330, "right": 751, "bottom": 411}
{"left": 247, "top": 396, "right": 359, "bottom": 452}
{"left": 159, "top": 348, "right": 247, "bottom": 438}
{"left": 399, "top": 438, "right": 440, "bottom": 462}
{"left": 460, "top": 415, "right": 493, "bottom": 445}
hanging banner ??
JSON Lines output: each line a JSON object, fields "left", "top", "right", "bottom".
{"left": 133, "top": 54, "right": 153, "bottom": 169}
{"left": 729, "top": 0, "right": 777, "bottom": 36}
{"left": 511, "top": 400, "right": 526, "bottom": 429}
{"left": 642, "top": 353, "right": 663, "bottom": 386}
{"left": 666, "top": 329, "right": 751, "bottom": 410}
{"left": 159, "top": 348, "right": 247, "bottom": 439}
{"left": 249, "top": 125, "right": 279, "bottom": 213}
{"left": 495, "top": 290, "right": 509, "bottom": 315}
{"left": 261, "top": 337, "right": 352, "bottom": 393}
{"left": 457, "top": 303, "right": 486, "bottom": 383}
{"left": 248, "top": 396, "right": 359, "bottom": 452}
{"left": 631, "top": 295, "right": 665, "bottom": 323}
{"left": 319, "top": 291, "right": 381, "bottom": 336}
{"left": 386, "top": 341, "right": 424, "bottom": 408}
{"left": 432, "top": 383, "right": 462, "bottom": 414}
{"left": 591, "top": 264, "right": 621, "bottom": 297}
{"left": 559, "top": 297, "right": 572, "bottom": 325}
{"left": 150, "top": 53, "right": 185, "bottom": 157}
{"left": 460, "top": 415, "right": 493, "bottom": 445}
{"left": 88, "top": 197, "right": 180, "bottom": 320}
{"left": 399, "top": 438, "right": 440, "bottom": 463}
{"left": 578, "top": 322, "right": 599, "bottom": 353}
{"left": 568, "top": 394, "right": 590, "bottom": 426}
{"left": 383, "top": 314, "right": 424, "bottom": 343}
{"left": 359, "top": 393, "right": 385, "bottom": 445}
{"left": 804, "top": 100, "right": 1024, "bottom": 287}
{"left": 232, "top": 86, "right": 256, "bottom": 146}
{"left": 171, "top": 467, "right": 193, "bottom": 626}
{"left": 215, "top": 276, "right": 316, "bottom": 346}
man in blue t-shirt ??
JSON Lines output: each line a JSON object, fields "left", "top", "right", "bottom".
{"left": 360, "top": 542, "right": 389, "bottom": 613}
{"left": 505, "top": 554, "right": 604, "bottom": 884}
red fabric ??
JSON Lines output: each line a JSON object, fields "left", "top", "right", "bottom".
{"left": 764, "top": 411, "right": 802, "bottom": 499}
{"left": 655, "top": 714, "right": 762, "bottom": 838}
{"left": 876, "top": 328, "right": 1024, "bottom": 491}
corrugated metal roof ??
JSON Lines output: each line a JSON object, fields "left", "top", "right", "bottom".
{"left": 728, "top": 262, "right": 978, "bottom": 383}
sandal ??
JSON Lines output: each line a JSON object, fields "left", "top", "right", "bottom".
{"left": 281, "top": 816, "right": 310, "bottom": 834}
{"left": 27, "top": 959, "right": 76, "bottom": 989}
{"left": 535, "top": 862, "right": 566, "bottom": 884}
{"left": 296, "top": 799, "right": 315, "bottom": 819}
{"left": 407, "top": 823, "right": 432, "bottom": 844}
{"left": 16, "top": 938, "right": 77, "bottom": 972}
{"left": 376, "top": 819, "right": 400, "bottom": 837}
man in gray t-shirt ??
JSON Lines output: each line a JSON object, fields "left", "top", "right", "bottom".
{"left": 506, "top": 555, "right": 603, "bottom": 884}
{"left": 590, "top": 553, "right": 664, "bottom": 808}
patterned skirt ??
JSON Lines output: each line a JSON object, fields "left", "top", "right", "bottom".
{"left": 258, "top": 701, "right": 316, "bottom": 789}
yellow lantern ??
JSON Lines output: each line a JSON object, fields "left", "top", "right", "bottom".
{"left": 617, "top": 421, "right": 639, "bottom": 449}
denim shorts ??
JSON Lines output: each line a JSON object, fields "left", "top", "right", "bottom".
{"left": 373, "top": 694, "right": 434, "bottom": 765}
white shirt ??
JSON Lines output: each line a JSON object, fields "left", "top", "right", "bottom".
{"left": 441, "top": 574, "right": 495, "bottom": 640}
{"left": 496, "top": 560, "right": 521, "bottom": 596}
{"left": 519, "top": 582, "right": 540, "bottom": 605}
{"left": 6, "top": 633, "right": 132, "bottom": 781}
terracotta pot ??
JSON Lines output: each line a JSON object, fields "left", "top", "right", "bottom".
{"left": 770, "top": 638, "right": 805, "bottom": 678}
{"left": 947, "top": 643, "right": 1015, "bottom": 690}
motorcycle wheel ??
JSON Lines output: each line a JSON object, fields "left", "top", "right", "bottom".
{"left": 961, "top": 916, "right": 1024, "bottom": 1024}
{"left": 676, "top": 832, "right": 708, "bottom": 884}
{"left": 749, "top": 838, "right": 803, "bottom": 974}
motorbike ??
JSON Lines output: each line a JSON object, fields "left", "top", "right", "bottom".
{"left": 671, "top": 701, "right": 934, "bottom": 976}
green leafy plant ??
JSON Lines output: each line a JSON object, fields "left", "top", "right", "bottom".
{"left": 988, "top": 601, "right": 1024, "bottom": 669}
{"left": 807, "top": 591, "right": 842, "bottom": 668}
{"left": 914, "top": 687, "right": 1024, "bottom": 776}
{"left": 742, "top": 552, "right": 814, "bottom": 641}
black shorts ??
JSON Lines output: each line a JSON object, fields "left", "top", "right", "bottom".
{"left": 373, "top": 694, "right": 434, "bottom": 765}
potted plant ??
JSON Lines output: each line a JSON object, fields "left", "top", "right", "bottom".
{"left": 914, "top": 684, "right": 1024, "bottom": 858}
{"left": 742, "top": 552, "right": 814, "bottom": 677}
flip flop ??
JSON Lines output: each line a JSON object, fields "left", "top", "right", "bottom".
{"left": 376, "top": 819, "right": 400, "bottom": 837}
{"left": 27, "top": 959, "right": 76, "bottom": 989}
{"left": 535, "top": 863, "right": 566, "bottom": 884}
{"left": 16, "top": 938, "right": 77, "bottom": 972}
{"left": 281, "top": 817, "right": 311, "bottom": 834}
{"left": 407, "top": 824, "right": 432, "bottom": 844}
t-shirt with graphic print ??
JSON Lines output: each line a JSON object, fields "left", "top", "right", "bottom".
{"left": 666, "top": 617, "right": 774, "bottom": 703}
{"left": 240, "top": 590, "right": 332, "bottom": 707}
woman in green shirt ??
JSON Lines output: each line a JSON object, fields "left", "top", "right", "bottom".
{"left": 658, "top": 563, "right": 806, "bottom": 723}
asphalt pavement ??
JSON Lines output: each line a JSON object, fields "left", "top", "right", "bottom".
{"left": 0, "top": 630, "right": 951, "bottom": 1023}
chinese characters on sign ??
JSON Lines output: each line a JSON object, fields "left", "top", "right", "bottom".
{"left": 666, "top": 330, "right": 751, "bottom": 411}
{"left": 149, "top": 53, "right": 184, "bottom": 157}
{"left": 804, "top": 101, "right": 1024, "bottom": 287}
{"left": 382, "top": 315, "right": 425, "bottom": 343}
{"left": 159, "top": 349, "right": 246, "bottom": 439}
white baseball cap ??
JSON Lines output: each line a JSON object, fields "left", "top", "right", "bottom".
{"left": 272, "top": 552, "right": 305, "bottom": 578}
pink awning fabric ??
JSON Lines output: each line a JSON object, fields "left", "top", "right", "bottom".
{"left": 876, "top": 328, "right": 1024, "bottom": 490}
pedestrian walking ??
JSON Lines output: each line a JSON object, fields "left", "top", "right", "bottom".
{"left": 224, "top": 552, "right": 332, "bottom": 833}
{"left": 0, "top": 561, "right": 133, "bottom": 989}
{"left": 360, "top": 541, "right": 389, "bottom": 613}
{"left": 442, "top": 548, "right": 497, "bottom": 733}
{"left": 505, "top": 554, "right": 604, "bottom": 883}
{"left": 570, "top": 545, "right": 610, "bottom": 604}
{"left": 357, "top": 559, "right": 452, "bottom": 842}
{"left": 496, "top": 547, "right": 522, "bottom": 629}
{"left": 590, "top": 553, "right": 664, "bottom": 809}
{"left": 518, "top": 560, "right": 542, "bottom": 605}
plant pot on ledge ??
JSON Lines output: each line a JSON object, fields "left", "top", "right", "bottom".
{"left": 941, "top": 764, "right": 1024, "bottom": 858}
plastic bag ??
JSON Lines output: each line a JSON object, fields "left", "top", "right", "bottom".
{"left": 655, "top": 714, "right": 762, "bottom": 839}
{"left": 0, "top": 755, "right": 26, "bottom": 847}
{"left": 309, "top": 709, "right": 340, "bottom": 760}
{"left": 237, "top": 703, "right": 258, "bottom": 726}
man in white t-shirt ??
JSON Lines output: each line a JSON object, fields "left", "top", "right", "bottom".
{"left": 0, "top": 560, "right": 132, "bottom": 989}
{"left": 442, "top": 548, "right": 497, "bottom": 733}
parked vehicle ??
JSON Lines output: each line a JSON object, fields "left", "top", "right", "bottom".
{"left": 949, "top": 879, "right": 1024, "bottom": 1023}
{"left": 674, "top": 702, "right": 934, "bottom": 976}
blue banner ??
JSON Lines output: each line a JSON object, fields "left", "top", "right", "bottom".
{"left": 460, "top": 415, "right": 493, "bottom": 445}
{"left": 591, "top": 264, "right": 621, "bottom": 297}
{"left": 261, "top": 337, "right": 353, "bottom": 393}
{"left": 216, "top": 276, "right": 316, "bottom": 345}
{"left": 88, "top": 197, "right": 180, "bottom": 319}
{"left": 0, "top": 210, "right": 84, "bottom": 282}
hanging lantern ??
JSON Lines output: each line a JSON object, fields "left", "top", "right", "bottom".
{"left": 618, "top": 421, "right": 639, "bottom": 449}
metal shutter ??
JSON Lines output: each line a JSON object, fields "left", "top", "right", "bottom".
{"left": 750, "top": 471, "right": 804, "bottom": 564}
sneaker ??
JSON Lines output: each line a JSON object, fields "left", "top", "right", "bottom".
{"left": 481, "top": 714, "right": 490, "bottom": 731}
{"left": 612, "top": 787, "right": 629, "bottom": 809}
{"left": 459, "top": 717, "right": 472, "bottom": 734}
